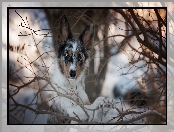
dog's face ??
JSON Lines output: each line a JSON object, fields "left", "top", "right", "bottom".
{"left": 59, "top": 39, "right": 87, "bottom": 79}
{"left": 57, "top": 15, "right": 94, "bottom": 79}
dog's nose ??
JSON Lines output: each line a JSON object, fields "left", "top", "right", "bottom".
{"left": 70, "top": 70, "right": 76, "bottom": 78}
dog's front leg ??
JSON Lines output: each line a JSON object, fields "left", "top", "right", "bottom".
{"left": 67, "top": 97, "right": 120, "bottom": 124}
{"left": 48, "top": 96, "right": 120, "bottom": 124}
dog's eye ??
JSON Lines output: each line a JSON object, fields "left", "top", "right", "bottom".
{"left": 65, "top": 53, "right": 71, "bottom": 61}
{"left": 64, "top": 52, "right": 74, "bottom": 63}
{"left": 65, "top": 54, "right": 70, "bottom": 58}
{"left": 65, "top": 50, "right": 72, "bottom": 59}
{"left": 77, "top": 54, "right": 82, "bottom": 61}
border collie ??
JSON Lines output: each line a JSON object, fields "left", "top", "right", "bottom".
{"left": 47, "top": 15, "right": 117, "bottom": 124}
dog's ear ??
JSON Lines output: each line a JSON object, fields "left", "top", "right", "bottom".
{"left": 58, "top": 15, "right": 73, "bottom": 43}
{"left": 79, "top": 24, "right": 94, "bottom": 50}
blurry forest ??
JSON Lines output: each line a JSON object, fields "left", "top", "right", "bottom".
{"left": 7, "top": 8, "right": 167, "bottom": 124}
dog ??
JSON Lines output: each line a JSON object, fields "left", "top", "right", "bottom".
{"left": 46, "top": 15, "right": 118, "bottom": 124}
{"left": 46, "top": 14, "right": 93, "bottom": 123}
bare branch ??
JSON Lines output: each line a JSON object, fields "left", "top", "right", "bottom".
{"left": 115, "top": 9, "right": 166, "bottom": 60}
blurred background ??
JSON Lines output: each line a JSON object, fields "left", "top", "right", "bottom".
{"left": 2, "top": 1, "right": 173, "bottom": 131}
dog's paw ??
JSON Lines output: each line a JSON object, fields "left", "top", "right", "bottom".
{"left": 86, "top": 97, "right": 120, "bottom": 123}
